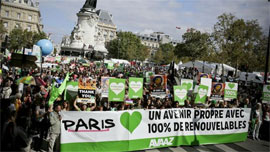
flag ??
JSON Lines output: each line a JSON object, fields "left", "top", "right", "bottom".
{"left": 48, "top": 73, "right": 70, "bottom": 105}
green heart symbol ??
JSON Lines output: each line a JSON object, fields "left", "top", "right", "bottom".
{"left": 267, "top": 86, "right": 270, "bottom": 91}
{"left": 182, "top": 83, "right": 192, "bottom": 90}
{"left": 228, "top": 83, "right": 235, "bottom": 89}
{"left": 120, "top": 111, "right": 142, "bottom": 133}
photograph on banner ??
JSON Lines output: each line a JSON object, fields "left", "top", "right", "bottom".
{"left": 195, "top": 85, "right": 209, "bottom": 103}
{"left": 262, "top": 85, "right": 270, "bottom": 103}
{"left": 109, "top": 78, "right": 126, "bottom": 102}
{"left": 78, "top": 78, "right": 96, "bottom": 103}
{"left": 224, "top": 82, "right": 238, "bottom": 100}
{"left": 150, "top": 75, "right": 167, "bottom": 97}
{"left": 181, "top": 79, "right": 193, "bottom": 91}
{"left": 64, "top": 81, "right": 78, "bottom": 102}
{"left": 101, "top": 77, "right": 112, "bottom": 97}
{"left": 173, "top": 85, "right": 188, "bottom": 105}
{"left": 211, "top": 82, "right": 225, "bottom": 99}
{"left": 128, "top": 77, "right": 144, "bottom": 99}
{"left": 61, "top": 108, "right": 251, "bottom": 152}
{"left": 200, "top": 78, "right": 212, "bottom": 97}
{"left": 197, "top": 72, "right": 211, "bottom": 84}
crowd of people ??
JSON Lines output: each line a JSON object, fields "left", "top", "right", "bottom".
{"left": 0, "top": 58, "right": 269, "bottom": 151}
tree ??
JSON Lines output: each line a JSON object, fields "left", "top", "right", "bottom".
{"left": 212, "top": 13, "right": 264, "bottom": 72}
{"left": 8, "top": 28, "right": 47, "bottom": 51}
{"left": 175, "top": 28, "right": 210, "bottom": 63}
{"left": 107, "top": 32, "right": 149, "bottom": 61}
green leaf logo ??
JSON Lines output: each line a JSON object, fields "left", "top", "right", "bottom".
{"left": 228, "top": 83, "right": 235, "bottom": 89}
{"left": 182, "top": 82, "right": 192, "bottom": 90}
{"left": 120, "top": 111, "right": 142, "bottom": 133}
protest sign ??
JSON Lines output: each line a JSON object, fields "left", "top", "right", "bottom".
{"left": 128, "top": 77, "right": 143, "bottom": 99}
{"left": 145, "top": 71, "right": 154, "bottom": 83}
{"left": 262, "top": 85, "right": 270, "bottom": 103}
{"left": 173, "top": 85, "right": 187, "bottom": 105}
{"left": 195, "top": 85, "right": 209, "bottom": 103}
{"left": 61, "top": 108, "right": 251, "bottom": 152}
{"left": 197, "top": 73, "right": 211, "bottom": 83}
{"left": 101, "top": 77, "right": 112, "bottom": 98}
{"left": 64, "top": 81, "right": 78, "bottom": 101}
{"left": 109, "top": 78, "right": 126, "bottom": 102}
{"left": 77, "top": 78, "right": 96, "bottom": 103}
{"left": 181, "top": 79, "right": 193, "bottom": 91}
{"left": 106, "top": 62, "right": 114, "bottom": 70}
{"left": 200, "top": 78, "right": 212, "bottom": 97}
{"left": 32, "top": 45, "right": 42, "bottom": 63}
{"left": 150, "top": 75, "right": 167, "bottom": 97}
{"left": 211, "top": 82, "right": 225, "bottom": 100}
{"left": 224, "top": 82, "right": 238, "bottom": 100}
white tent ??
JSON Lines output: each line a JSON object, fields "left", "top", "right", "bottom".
{"left": 179, "top": 61, "right": 213, "bottom": 74}
{"left": 179, "top": 61, "right": 237, "bottom": 76}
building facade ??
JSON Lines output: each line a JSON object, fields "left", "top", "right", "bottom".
{"left": 96, "top": 9, "right": 117, "bottom": 43}
{"left": 0, "top": 0, "right": 43, "bottom": 34}
{"left": 136, "top": 32, "right": 179, "bottom": 59}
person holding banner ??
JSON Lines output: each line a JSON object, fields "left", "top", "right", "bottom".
{"left": 48, "top": 104, "right": 62, "bottom": 152}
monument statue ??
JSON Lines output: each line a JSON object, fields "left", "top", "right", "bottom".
{"left": 83, "top": 0, "right": 97, "bottom": 9}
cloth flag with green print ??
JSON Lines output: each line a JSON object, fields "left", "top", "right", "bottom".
{"left": 61, "top": 108, "right": 251, "bottom": 152}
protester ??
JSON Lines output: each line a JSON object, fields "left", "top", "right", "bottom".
{"left": 0, "top": 58, "right": 269, "bottom": 151}
{"left": 48, "top": 104, "right": 61, "bottom": 152}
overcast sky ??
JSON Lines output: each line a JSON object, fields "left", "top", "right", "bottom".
{"left": 38, "top": 0, "right": 269, "bottom": 44}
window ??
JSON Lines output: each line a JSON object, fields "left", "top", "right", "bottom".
{"left": 5, "top": 11, "right": 9, "bottom": 17}
{"left": 15, "top": 23, "right": 20, "bottom": 28}
{"left": 28, "top": 15, "right": 32, "bottom": 21}
{"left": 27, "top": 25, "right": 31, "bottom": 31}
{"left": 17, "top": 13, "right": 21, "bottom": 19}
{"left": 3, "top": 22, "right": 8, "bottom": 28}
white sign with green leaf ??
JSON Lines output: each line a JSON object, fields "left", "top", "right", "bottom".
{"left": 224, "top": 82, "right": 238, "bottom": 100}
{"left": 181, "top": 79, "right": 193, "bottom": 91}
{"left": 262, "top": 85, "right": 270, "bottom": 103}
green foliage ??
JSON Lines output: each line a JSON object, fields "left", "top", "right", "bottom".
{"left": 153, "top": 43, "right": 175, "bottom": 65}
{"left": 9, "top": 28, "right": 47, "bottom": 51}
{"left": 175, "top": 28, "right": 210, "bottom": 62}
{"left": 107, "top": 32, "right": 150, "bottom": 61}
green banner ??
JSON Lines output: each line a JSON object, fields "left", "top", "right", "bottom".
{"left": 173, "top": 85, "right": 187, "bottom": 105}
{"left": 224, "top": 82, "right": 238, "bottom": 100}
{"left": 128, "top": 78, "right": 143, "bottom": 99}
{"left": 195, "top": 85, "right": 208, "bottom": 103}
{"left": 49, "top": 73, "right": 70, "bottom": 105}
{"left": 263, "top": 85, "right": 270, "bottom": 103}
{"left": 109, "top": 78, "right": 126, "bottom": 102}
{"left": 64, "top": 81, "right": 78, "bottom": 101}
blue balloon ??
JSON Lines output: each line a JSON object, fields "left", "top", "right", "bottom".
{"left": 36, "top": 39, "right": 54, "bottom": 56}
